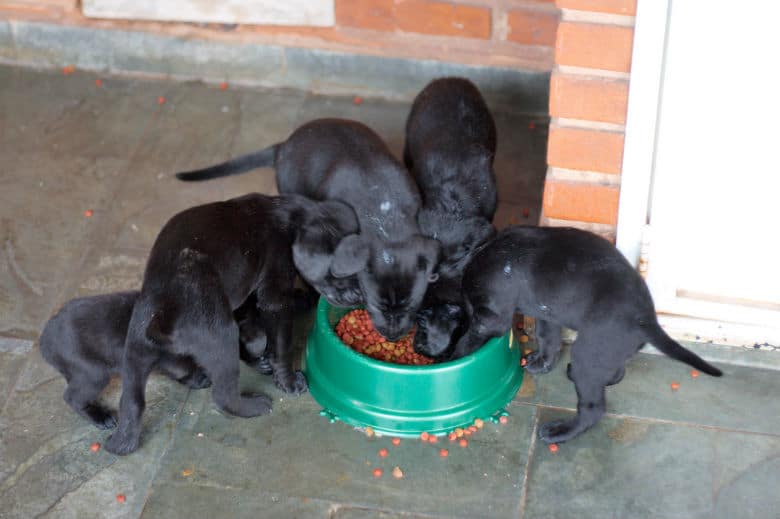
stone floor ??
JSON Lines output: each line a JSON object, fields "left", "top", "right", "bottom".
{"left": 1, "top": 64, "right": 778, "bottom": 519}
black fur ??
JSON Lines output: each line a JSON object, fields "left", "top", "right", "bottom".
{"left": 102, "top": 193, "right": 357, "bottom": 455}
{"left": 177, "top": 119, "right": 440, "bottom": 341}
{"left": 448, "top": 226, "right": 723, "bottom": 444}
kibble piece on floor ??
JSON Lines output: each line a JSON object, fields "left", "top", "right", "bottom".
{"left": 116, "top": 494, "right": 126, "bottom": 504}
{"left": 378, "top": 448, "right": 388, "bottom": 458}
{"left": 499, "top": 415, "right": 508, "bottom": 424}
{"left": 90, "top": 442, "right": 100, "bottom": 452}
{"left": 373, "top": 468, "right": 383, "bottom": 478}
{"left": 391, "top": 437, "right": 401, "bottom": 446}
{"left": 459, "top": 439, "right": 468, "bottom": 448}
{"left": 392, "top": 466, "right": 404, "bottom": 479}
{"left": 548, "top": 443, "right": 559, "bottom": 453}
{"left": 691, "top": 370, "right": 700, "bottom": 378}
{"left": 439, "top": 448, "right": 449, "bottom": 458}
{"left": 671, "top": 382, "right": 681, "bottom": 390}
{"left": 420, "top": 431, "right": 429, "bottom": 441}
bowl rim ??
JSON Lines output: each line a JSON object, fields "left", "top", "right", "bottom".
{"left": 315, "top": 298, "right": 511, "bottom": 374}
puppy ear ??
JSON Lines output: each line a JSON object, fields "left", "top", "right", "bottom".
{"left": 317, "top": 200, "right": 360, "bottom": 234}
{"left": 415, "top": 236, "right": 441, "bottom": 282}
{"left": 331, "top": 234, "right": 369, "bottom": 278}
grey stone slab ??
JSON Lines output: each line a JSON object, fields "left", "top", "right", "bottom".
{"left": 11, "top": 21, "right": 113, "bottom": 71}
{"left": 0, "top": 351, "right": 28, "bottom": 411}
{"left": 524, "top": 408, "right": 780, "bottom": 519}
{"left": 515, "top": 345, "right": 780, "bottom": 435}
{"left": 0, "top": 372, "right": 190, "bottom": 518}
{"left": 150, "top": 396, "right": 534, "bottom": 519}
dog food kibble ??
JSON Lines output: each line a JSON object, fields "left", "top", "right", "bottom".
{"left": 671, "top": 382, "right": 680, "bottom": 390}
{"left": 468, "top": 425, "right": 477, "bottom": 433}
{"left": 365, "top": 426, "right": 375, "bottom": 437}
{"left": 459, "top": 439, "right": 468, "bottom": 448}
{"left": 420, "top": 431, "right": 430, "bottom": 441}
{"left": 116, "top": 494, "right": 126, "bottom": 504}
{"left": 519, "top": 334, "right": 529, "bottom": 343}
{"left": 378, "top": 448, "right": 388, "bottom": 458}
{"left": 373, "top": 468, "right": 383, "bottom": 478}
{"left": 84, "top": 209, "right": 93, "bottom": 217}
{"left": 336, "top": 309, "right": 434, "bottom": 365}
{"left": 62, "top": 65, "right": 75, "bottom": 75}
{"left": 448, "top": 432, "right": 457, "bottom": 442}
{"left": 95, "top": 79, "right": 103, "bottom": 87}
{"left": 523, "top": 348, "right": 533, "bottom": 356}
{"left": 428, "top": 435, "right": 438, "bottom": 444}
{"left": 439, "top": 448, "right": 449, "bottom": 458}
{"left": 690, "top": 370, "right": 700, "bottom": 378}
{"left": 463, "top": 429, "right": 472, "bottom": 436}
{"left": 157, "top": 96, "right": 166, "bottom": 105}
{"left": 474, "top": 418, "right": 484, "bottom": 429}
{"left": 548, "top": 443, "right": 559, "bottom": 453}
{"left": 391, "top": 437, "right": 401, "bottom": 446}
{"left": 455, "top": 428, "right": 464, "bottom": 438}
{"left": 392, "top": 466, "right": 404, "bottom": 479}
{"left": 181, "top": 468, "right": 193, "bottom": 477}
{"left": 353, "top": 96, "right": 363, "bottom": 105}
{"left": 499, "top": 415, "right": 508, "bottom": 425}
{"left": 520, "top": 358, "right": 527, "bottom": 367}
{"left": 220, "top": 81, "right": 228, "bottom": 90}
{"left": 90, "top": 442, "right": 100, "bottom": 452}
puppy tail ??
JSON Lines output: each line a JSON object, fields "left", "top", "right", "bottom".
{"left": 644, "top": 323, "right": 723, "bottom": 377}
{"left": 175, "top": 144, "right": 278, "bottom": 181}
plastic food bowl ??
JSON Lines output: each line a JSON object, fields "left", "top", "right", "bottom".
{"left": 303, "top": 298, "right": 524, "bottom": 436}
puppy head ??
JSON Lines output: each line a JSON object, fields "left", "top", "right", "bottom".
{"left": 334, "top": 235, "right": 440, "bottom": 341}
{"left": 413, "top": 303, "right": 464, "bottom": 358}
{"left": 291, "top": 200, "right": 364, "bottom": 307}
{"left": 418, "top": 210, "right": 495, "bottom": 279}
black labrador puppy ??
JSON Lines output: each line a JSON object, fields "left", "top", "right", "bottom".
{"left": 39, "top": 291, "right": 271, "bottom": 429}
{"left": 404, "top": 77, "right": 497, "bottom": 280}
{"left": 103, "top": 193, "right": 358, "bottom": 455}
{"left": 403, "top": 78, "right": 497, "bottom": 355}
{"left": 444, "top": 226, "right": 724, "bottom": 444}
{"left": 177, "top": 119, "right": 440, "bottom": 342}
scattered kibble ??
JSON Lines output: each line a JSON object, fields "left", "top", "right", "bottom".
{"left": 181, "top": 468, "right": 193, "bottom": 477}
{"left": 378, "top": 448, "right": 388, "bottom": 458}
{"left": 548, "top": 443, "right": 558, "bottom": 453}
{"left": 90, "top": 442, "right": 100, "bottom": 452}
{"left": 499, "top": 415, "right": 508, "bottom": 425}
{"left": 372, "top": 467, "right": 383, "bottom": 478}
{"left": 116, "top": 494, "right": 126, "bottom": 504}
{"left": 474, "top": 418, "right": 484, "bottom": 429}
{"left": 84, "top": 209, "right": 94, "bottom": 217}
{"left": 336, "top": 309, "right": 433, "bottom": 365}
{"left": 353, "top": 96, "right": 363, "bottom": 105}
{"left": 220, "top": 81, "right": 228, "bottom": 90}
{"left": 523, "top": 348, "right": 533, "bottom": 356}
{"left": 157, "top": 96, "right": 166, "bottom": 105}
{"left": 428, "top": 435, "right": 439, "bottom": 444}
{"left": 690, "top": 370, "right": 700, "bottom": 378}
{"left": 463, "top": 429, "right": 472, "bottom": 437}
{"left": 420, "top": 431, "right": 429, "bottom": 441}
{"left": 391, "top": 437, "right": 401, "bottom": 446}
{"left": 439, "top": 448, "right": 449, "bottom": 458}
{"left": 520, "top": 358, "right": 527, "bottom": 367}
{"left": 365, "top": 426, "right": 375, "bottom": 437}
{"left": 448, "top": 432, "right": 457, "bottom": 441}
{"left": 392, "top": 466, "right": 403, "bottom": 479}
{"left": 468, "top": 425, "right": 477, "bottom": 433}
{"left": 455, "top": 428, "right": 464, "bottom": 438}
{"left": 63, "top": 65, "right": 75, "bottom": 75}
{"left": 459, "top": 439, "right": 468, "bottom": 448}
{"left": 519, "top": 335, "right": 529, "bottom": 343}
{"left": 671, "top": 382, "right": 680, "bottom": 390}
{"left": 95, "top": 79, "right": 103, "bottom": 87}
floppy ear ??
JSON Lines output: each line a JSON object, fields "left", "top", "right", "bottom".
{"left": 415, "top": 236, "right": 441, "bottom": 282}
{"left": 317, "top": 200, "right": 360, "bottom": 234}
{"left": 331, "top": 234, "right": 369, "bottom": 278}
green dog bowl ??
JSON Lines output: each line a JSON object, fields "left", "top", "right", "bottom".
{"left": 303, "top": 298, "right": 524, "bottom": 437}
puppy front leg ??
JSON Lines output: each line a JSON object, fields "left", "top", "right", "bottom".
{"left": 264, "top": 306, "right": 307, "bottom": 395}
{"left": 104, "top": 339, "right": 158, "bottom": 455}
{"left": 450, "top": 327, "right": 490, "bottom": 360}
{"left": 524, "top": 319, "right": 562, "bottom": 374}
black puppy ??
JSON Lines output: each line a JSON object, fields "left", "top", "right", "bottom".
{"left": 177, "top": 119, "right": 440, "bottom": 341}
{"left": 444, "top": 226, "right": 723, "bottom": 444}
{"left": 103, "top": 193, "right": 357, "bottom": 455}
{"left": 39, "top": 291, "right": 210, "bottom": 429}
{"left": 404, "top": 77, "right": 497, "bottom": 280}
{"left": 39, "top": 292, "right": 275, "bottom": 428}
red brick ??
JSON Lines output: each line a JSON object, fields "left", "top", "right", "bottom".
{"left": 506, "top": 7, "right": 559, "bottom": 47}
{"left": 336, "top": 0, "right": 492, "bottom": 39}
{"left": 547, "top": 126, "right": 624, "bottom": 173}
{"left": 555, "top": 22, "right": 633, "bottom": 72}
{"left": 555, "top": 0, "right": 636, "bottom": 16}
{"left": 542, "top": 180, "right": 620, "bottom": 225}
{"left": 550, "top": 73, "right": 629, "bottom": 124}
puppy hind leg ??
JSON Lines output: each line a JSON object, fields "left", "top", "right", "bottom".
{"left": 525, "top": 319, "right": 562, "bottom": 374}
{"left": 63, "top": 376, "right": 115, "bottom": 429}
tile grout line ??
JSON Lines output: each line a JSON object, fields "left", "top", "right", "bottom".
{"left": 516, "top": 406, "right": 539, "bottom": 519}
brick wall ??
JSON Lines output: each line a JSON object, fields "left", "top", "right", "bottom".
{"left": 540, "top": 0, "right": 635, "bottom": 241}
{"left": 0, "top": 0, "right": 560, "bottom": 71}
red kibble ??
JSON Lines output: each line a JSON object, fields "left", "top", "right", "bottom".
{"left": 372, "top": 468, "right": 383, "bottom": 478}
{"left": 439, "top": 448, "right": 449, "bottom": 458}
{"left": 459, "top": 439, "right": 468, "bottom": 448}
{"left": 468, "top": 425, "right": 477, "bottom": 433}
{"left": 671, "top": 382, "right": 680, "bottom": 390}
{"left": 690, "top": 370, "right": 700, "bottom": 378}
{"left": 528, "top": 121, "right": 536, "bottom": 129}
{"left": 463, "top": 429, "right": 472, "bottom": 437}
{"left": 90, "top": 442, "right": 100, "bottom": 452}
{"left": 378, "top": 448, "right": 388, "bottom": 458}
{"left": 336, "top": 309, "right": 433, "bottom": 365}
{"left": 499, "top": 415, "right": 508, "bottom": 425}
{"left": 95, "top": 79, "right": 103, "bottom": 87}
{"left": 428, "top": 435, "right": 438, "bottom": 444}
{"left": 62, "top": 65, "right": 75, "bottom": 75}
{"left": 157, "top": 96, "right": 166, "bottom": 105}
{"left": 353, "top": 96, "right": 363, "bottom": 105}
{"left": 84, "top": 209, "right": 93, "bottom": 217}
{"left": 220, "top": 81, "right": 228, "bottom": 90}
{"left": 420, "top": 431, "right": 429, "bottom": 441}
{"left": 448, "top": 432, "right": 457, "bottom": 442}
{"left": 391, "top": 437, "right": 401, "bottom": 446}
{"left": 116, "top": 494, "right": 126, "bottom": 504}
{"left": 520, "top": 358, "right": 527, "bottom": 367}
{"left": 548, "top": 443, "right": 559, "bottom": 453}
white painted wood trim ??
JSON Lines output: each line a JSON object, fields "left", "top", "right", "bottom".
{"left": 614, "top": 0, "right": 670, "bottom": 266}
{"left": 82, "top": 0, "right": 336, "bottom": 27}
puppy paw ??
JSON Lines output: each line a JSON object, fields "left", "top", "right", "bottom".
{"left": 85, "top": 405, "right": 117, "bottom": 430}
{"left": 239, "top": 392, "right": 273, "bottom": 416}
{"left": 181, "top": 369, "right": 212, "bottom": 389}
{"left": 524, "top": 351, "right": 558, "bottom": 374}
{"left": 538, "top": 418, "right": 579, "bottom": 444}
{"left": 273, "top": 370, "right": 308, "bottom": 395}
{"left": 104, "top": 431, "right": 140, "bottom": 456}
